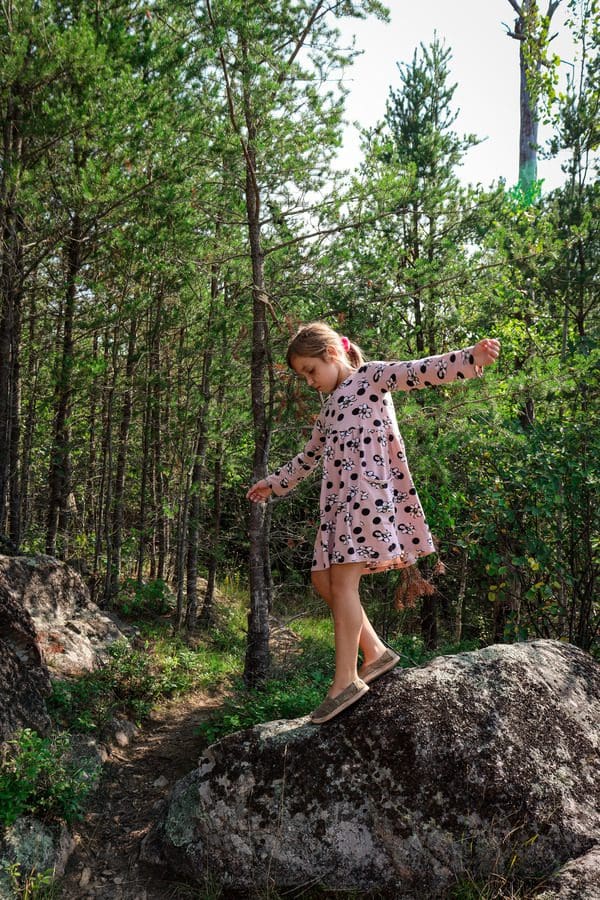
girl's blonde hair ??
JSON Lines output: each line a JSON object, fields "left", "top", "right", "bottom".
{"left": 286, "top": 321, "right": 365, "bottom": 370}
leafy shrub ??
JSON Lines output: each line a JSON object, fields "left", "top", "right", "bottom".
{"left": 48, "top": 631, "right": 241, "bottom": 733}
{"left": 114, "top": 578, "right": 173, "bottom": 618}
{"left": 196, "top": 673, "right": 325, "bottom": 745}
{"left": 196, "top": 624, "right": 484, "bottom": 746}
{"left": 48, "top": 639, "right": 165, "bottom": 731}
{"left": 0, "top": 730, "right": 98, "bottom": 826}
{"left": 0, "top": 862, "right": 57, "bottom": 900}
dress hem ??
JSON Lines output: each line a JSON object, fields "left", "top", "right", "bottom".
{"left": 311, "top": 546, "right": 436, "bottom": 575}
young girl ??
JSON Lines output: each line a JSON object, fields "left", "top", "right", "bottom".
{"left": 247, "top": 322, "right": 500, "bottom": 724}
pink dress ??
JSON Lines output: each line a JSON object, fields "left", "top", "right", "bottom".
{"left": 267, "top": 348, "right": 482, "bottom": 574}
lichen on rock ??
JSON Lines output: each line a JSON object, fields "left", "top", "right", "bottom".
{"left": 142, "top": 639, "right": 600, "bottom": 898}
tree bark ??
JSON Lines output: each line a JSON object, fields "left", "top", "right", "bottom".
{"left": 420, "top": 592, "right": 438, "bottom": 650}
{"left": 506, "top": 0, "right": 561, "bottom": 191}
{"left": 136, "top": 299, "right": 163, "bottom": 585}
{"left": 19, "top": 288, "right": 39, "bottom": 540}
{"left": 104, "top": 318, "right": 137, "bottom": 602}
{"left": 241, "top": 45, "right": 272, "bottom": 687}
{"left": 200, "top": 382, "right": 226, "bottom": 629}
{"left": 46, "top": 210, "right": 82, "bottom": 556}
{"left": 453, "top": 549, "right": 469, "bottom": 643}
{"left": 185, "top": 346, "right": 211, "bottom": 632}
{"left": 0, "top": 89, "right": 24, "bottom": 541}
{"left": 151, "top": 331, "right": 166, "bottom": 581}
{"left": 85, "top": 332, "right": 100, "bottom": 539}
{"left": 91, "top": 330, "right": 112, "bottom": 602}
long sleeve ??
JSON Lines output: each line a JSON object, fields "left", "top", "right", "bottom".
{"left": 365, "top": 347, "right": 482, "bottom": 393}
{"left": 267, "top": 416, "right": 325, "bottom": 498}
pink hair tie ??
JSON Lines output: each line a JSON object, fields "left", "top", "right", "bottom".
{"left": 340, "top": 335, "right": 350, "bottom": 352}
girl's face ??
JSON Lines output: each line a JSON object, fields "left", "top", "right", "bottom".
{"left": 290, "top": 348, "right": 350, "bottom": 394}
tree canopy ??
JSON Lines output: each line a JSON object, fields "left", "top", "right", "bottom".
{"left": 0, "top": 0, "right": 598, "bottom": 672}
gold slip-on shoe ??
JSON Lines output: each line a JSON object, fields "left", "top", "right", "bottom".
{"left": 359, "top": 648, "right": 401, "bottom": 685}
{"left": 310, "top": 678, "right": 369, "bottom": 724}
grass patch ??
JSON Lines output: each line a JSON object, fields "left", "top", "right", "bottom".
{"left": 48, "top": 599, "right": 247, "bottom": 734}
{"left": 196, "top": 611, "right": 485, "bottom": 746}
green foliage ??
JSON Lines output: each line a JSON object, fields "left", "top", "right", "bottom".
{"left": 196, "top": 612, "right": 484, "bottom": 745}
{"left": 196, "top": 673, "right": 323, "bottom": 745}
{"left": 0, "top": 730, "right": 98, "bottom": 827}
{"left": 0, "top": 861, "right": 58, "bottom": 900}
{"left": 114, "top": 578, "right": 174, "bottom": 618}
{"left": 48, "top": 622, "right": 243, "bottom": 733}
{"left": 1, "top": 0, "right": 598, "bottom": 685}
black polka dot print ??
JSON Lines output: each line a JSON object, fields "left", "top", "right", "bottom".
{"left": 267, "top": 348, "right": 480, "bottom": 573}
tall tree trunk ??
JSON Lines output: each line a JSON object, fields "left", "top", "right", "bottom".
{"left": 200, "top": 382, "right": 226, "bottom": 629}
{"left": 136, "top": 299, "right": 162, "bottom": 584}
{"left": 241, "top": 48, "right": 272, "bottom": 687}
{"left": 7, "top": 208, "right": 23, "bottom": 548}
{"left": 92, "top": 330, "right": 112, "bottom": 602}
{"left": 101, "top": 334, "right": 118, "bottom": 605}
{"left": 85, "top": 332, "right": 100, "bottom": 539}
{"left": 185, "top": 299, "right": 214, "bottom": 632}
{"left": 136, "top": 370, "right": 152, "bottom": 585}
{"left": 411, "top": 205, "right": 425, "bottom": 355}
{"left": 103, "top": 320, "right": 136, "bottom": 603}
{"left": 453, "top": 549, "right": 469, "bottom": 643}
{"left": 46, "top": 211, "right": 82, "bottom": 556}
{"left": 506, "top": 0, "right": 561, "bottom": 191}
{"left": 184, "top": 380, "right": 210, "bottom": 632}
{"left": 175, "top": 473, "right": 190, "bottom": 631}
{"left": 19, "top": 289, "right": 38, "bottom": 540}
{"left": 107, "top": 318, "right": 137, "bottom": 599}
{"left": 151, "top": 334, "right": 166, "bottom": 581}
{"left": 518, "top": 35, "right": 539, "bottom": 190}
{"left": 0, "top": 89, "right": 23, "bottom": 541}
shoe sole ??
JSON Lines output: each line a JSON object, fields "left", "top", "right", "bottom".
{"left": 360, "top": 652, "right": 401, "bottom": 684}
{"left": 310, "top": 683, "right": 369, "bottom": 724}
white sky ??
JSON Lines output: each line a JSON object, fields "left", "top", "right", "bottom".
{"left": 334, "top": 0, "right": 577, "bottom": 190}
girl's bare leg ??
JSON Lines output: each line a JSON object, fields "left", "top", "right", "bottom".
{"left": 311, "top": 565, "right": 387, "bottom": 696}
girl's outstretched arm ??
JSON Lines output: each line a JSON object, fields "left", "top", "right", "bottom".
{"left": 247, "top": 415, "right": 325, "bottom": 503}
{"left": 366, "top": 340, "right": 500, "bottom": 393}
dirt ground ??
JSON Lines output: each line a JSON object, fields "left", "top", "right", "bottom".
{"left": 56, "top": 618, "right": 305, "bottom": 899}
{"left": 56, "top": 689, "right": 224, "bottom": 900}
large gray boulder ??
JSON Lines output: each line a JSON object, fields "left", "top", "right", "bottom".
{"left": 143, "top": 640, "right": 600, "bottom": 898}
{"left": 0, "top": 584, "right": 51, "bottom": 742}
{"left": 0, "top": 555, "right": 129, "bottom": 677}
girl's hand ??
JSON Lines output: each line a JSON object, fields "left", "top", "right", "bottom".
{"left": 246, "top": 479, "right": 272, "bottom": 503}
{"left": 473, "top": 338, "right": 501, "bottom": 368}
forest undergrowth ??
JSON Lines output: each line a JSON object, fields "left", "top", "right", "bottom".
{"left": 2, "top": 575, "right": 557, "bottom": 899}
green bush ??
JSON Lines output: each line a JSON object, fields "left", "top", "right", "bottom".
{"left": 113, "top": 577, "right": 173, "bottom": 618}
{"left": 0, "top": 730, "right": 98, "bottom": 827}
{"left": 0, "top": 862, "right": 58, "bottom": 900}
{"left": 48, "top": 631, "right": 242, "bottom": 734}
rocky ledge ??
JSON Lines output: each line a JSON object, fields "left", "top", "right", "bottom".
{"left": 0, "top": 554, "right": 131, "bottom": 679}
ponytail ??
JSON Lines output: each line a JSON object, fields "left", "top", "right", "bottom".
{"left": 340, "top": 334, "right": 364, "bottom": 369}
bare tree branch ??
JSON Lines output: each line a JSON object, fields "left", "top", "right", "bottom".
{"left": 547, "top": 0, "right": 562, "bottom": 19}
{"left": 204, "top": 0, "right": 261, "bottom": 202}
{"left": 281, "top": 0, "right": 326, "bottom": 78}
